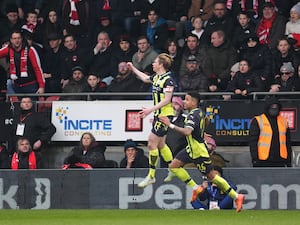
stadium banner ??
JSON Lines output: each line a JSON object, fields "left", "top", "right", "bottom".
{"left": 51, "top": 101, "right": 154, "bottom": 141}
{"left": 0, "top": 169, "right": 299, "bottom": 210}
{"left": 204, "top": 100, "right": 300, "bottom": 143}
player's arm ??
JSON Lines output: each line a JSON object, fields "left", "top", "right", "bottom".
{"left": 159, "top": 116, "right": 192, "bottom": 136}
{"left": 127, "top": 62, "right": 151, "bottom": 83}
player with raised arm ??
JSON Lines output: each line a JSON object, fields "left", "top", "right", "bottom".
{"left": 127, "top": 53, "right": 175, "bottom": 188}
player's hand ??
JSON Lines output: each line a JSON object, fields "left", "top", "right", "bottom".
{"left": 159, "top": 116, "right": 170, "bottom": 126}
{"left": 139, "top": 107, "right": 151, "bottom": 118}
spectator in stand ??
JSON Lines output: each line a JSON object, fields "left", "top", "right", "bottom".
{"left": 160, "top": 96, "right": 187, "bottom": 168}
{"left": 272, "top": 37, "right": 299, "bottom": 78}
{"left": 201, "top": 0, "right": 235, "bottom": 46}
{"left": 61, "top": 65, "right": 88, "bottom": 100}
{"left": 179, "top": 33, "right": 206, "bottom": 77}
{"left": 10, "top": 96, "right": 56, "bottom": 154}
{"left": 249, "top": 96, "right": 292, "bottom": 167}
{"left": 139, "top": 0, "right": 170, "bottom": 23}
{"left": 86, "top": 72, "right": 107, "bottom": 100}
{"left": 140, "top": 8, "right": 168, "bottom": 53}
{"left": 203, "top": 30, "right": 238, "bottom": 93}
{"left": 227, "top": 59, "right": 264, "bottom": 100}
{"left": 119, "top": 139, "right": 149, "bottom": 169}
{"left": 42, "top": 33, "right": 63, "bottom": 93}
{"left": 232, "top": 11, "right": 256, "bottom": 51}
{"left": 190, "top": 16, "right": 205, "bottom": 44}
{"left": 238, "top": 34, "right": 273, "bottom": 91}
{"left": 37, "top": 9, "right": 63, "bottom": 49}
{"left": 21, "top": 29, "right": 44, "bottom": 63}
{"left": 179, "top": 55, "right": 208, "bottom": 93}
{"left": 16, "top": 0, "right": 44, "bottom": 20}
{"left": 91, "top": 12, "right": 123, "bottom": 50}
{"left": 132, "top": 35, "right": 158, "bottom": 72}
{"left": 62, "top": 132, "right": 106, "bottom": 169}
{"left": 110, "top": 34, "right": 137, "bottom": 76}
{"left": 62, "top": 0, "right": 91, "bottom": 49}
{"left": 285, "top": 3, "right": 300, "bottom": 50}
{"left": 107, "top": 61, "right": 145, "bottom": 100}
{"left": 21, "top": 11, "right": 41, "bottom": 41}
{"left": 169, "top": 0, "right": 192, "bottom": 42}
{"left": 119, "top": 0, "right": 143, "bottom": 41}
{"left": 269, "top": 62, "right": 300, "bottom": 96}
{"left": 89, "top": 31, "right": 113, "bottom": 84}
{"left": 164, "top": 38, "right": 183, "bottom": 90}
{"left": 223, "top": 62, "right": 240, "bottom": 101}
{"left": 255, "top": 2, "right": 286, "bottom": 50}
{"left": 60, "top": 34, "right": 88, "bottom": 88}
{"left": 0, "top": 4, "right": 23, "bottom": 43}
{"left": 191, "top": 165, "right": 236, "bottom": 210}
{"left": 0, "top": 30, "right": 45, "bottom": 95}
{"left": 11, "top": 137, "right": 42, "bottom": 170}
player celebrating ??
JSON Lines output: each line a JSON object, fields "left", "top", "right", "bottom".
{"left": 127, "top": 53, "right": 175, "bottom": 188}
{"left": 159, "top": 92, "right": 245, "bottom": 212}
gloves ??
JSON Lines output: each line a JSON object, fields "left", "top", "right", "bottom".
{"left": 74, "top": 163, "right": 93, "bottom": 170}
{"left": 62, "top": 164, "right": 70, "bottom": 170}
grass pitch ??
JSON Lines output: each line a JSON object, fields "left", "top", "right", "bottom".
{"left": 0, "top": 209, "right": 298, "bottom": 225}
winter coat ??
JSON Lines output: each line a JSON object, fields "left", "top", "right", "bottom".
{"left": 64, "top": 142, "right": 106, "bottom": 168}
{"left": 119, "top": 147, "right": 149, "bottom": 168}
{"left": 179, "top": 68, "right": 208, "bottom": 92}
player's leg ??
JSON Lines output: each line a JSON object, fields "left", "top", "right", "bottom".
{"left": 138, "top": 132, "right": 160, "bottom": 188}
{"left": 166, "top": 150, "right": 204, "bottom": 201}
{"left": 159, "top": 135, "right": 173, "bottom": 165}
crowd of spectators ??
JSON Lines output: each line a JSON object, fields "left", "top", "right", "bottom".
{"left": 0, "top": 0, "right": 299, "bottom": 101}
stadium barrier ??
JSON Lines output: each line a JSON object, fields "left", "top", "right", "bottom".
{"left": 0, "top": 168, "right": 299, "bottom": 210}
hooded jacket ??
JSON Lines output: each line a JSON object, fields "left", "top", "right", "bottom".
{"left": 249, "top": 98, "right": 292, "bottom": 167}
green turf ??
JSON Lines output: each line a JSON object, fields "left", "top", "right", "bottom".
{"left": 0, "top": 209, "right": 299, "bottom": 225}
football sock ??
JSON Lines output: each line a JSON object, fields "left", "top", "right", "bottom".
{"left": 148, "top": 149, "right": 159, "bottom": 178}
{"left": 170, "top": 167, "right": 197, "bottom": 188}
{"left": 211, "top": 174, "right": 237, "bottom": 199}
{"left": 160, "top": 144, "right": 173, "bottom": 164}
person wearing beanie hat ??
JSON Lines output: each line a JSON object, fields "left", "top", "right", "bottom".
{"left": 285, "top": 3, "right": 300, "bottom": 48}
{"left": 61, "top": 65, "right": 88, "bottom": 100}
{"left": 269, "top": 62, "right": 300, "bottom": 94}
{"left": 191, "top": 165, "right": 237, "bottom": 210}
{"left": 249, "top": 96, "right": 292, "bottom": 167}
{"left": 256, "top": 1, "right": 286, "bottom": 49}
{"left": 119, "top": 139, "right": 149, "bottom": 169}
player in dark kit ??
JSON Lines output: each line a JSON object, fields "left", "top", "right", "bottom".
{"left": 160, "top": 92, "right": 245, "bottom": 212}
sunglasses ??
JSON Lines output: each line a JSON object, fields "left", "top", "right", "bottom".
{"left": 280, "top": 72, "right": 291, "bottom": 75}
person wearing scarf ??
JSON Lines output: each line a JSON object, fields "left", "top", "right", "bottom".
{"left": 0, "top": 30, "right": 44, "bottom": 94}
{"left": 255, "top": 2, "right": 286, "bottom": 50}
{"left": 11, "top": 137, "right": 41, "bottom": 170}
